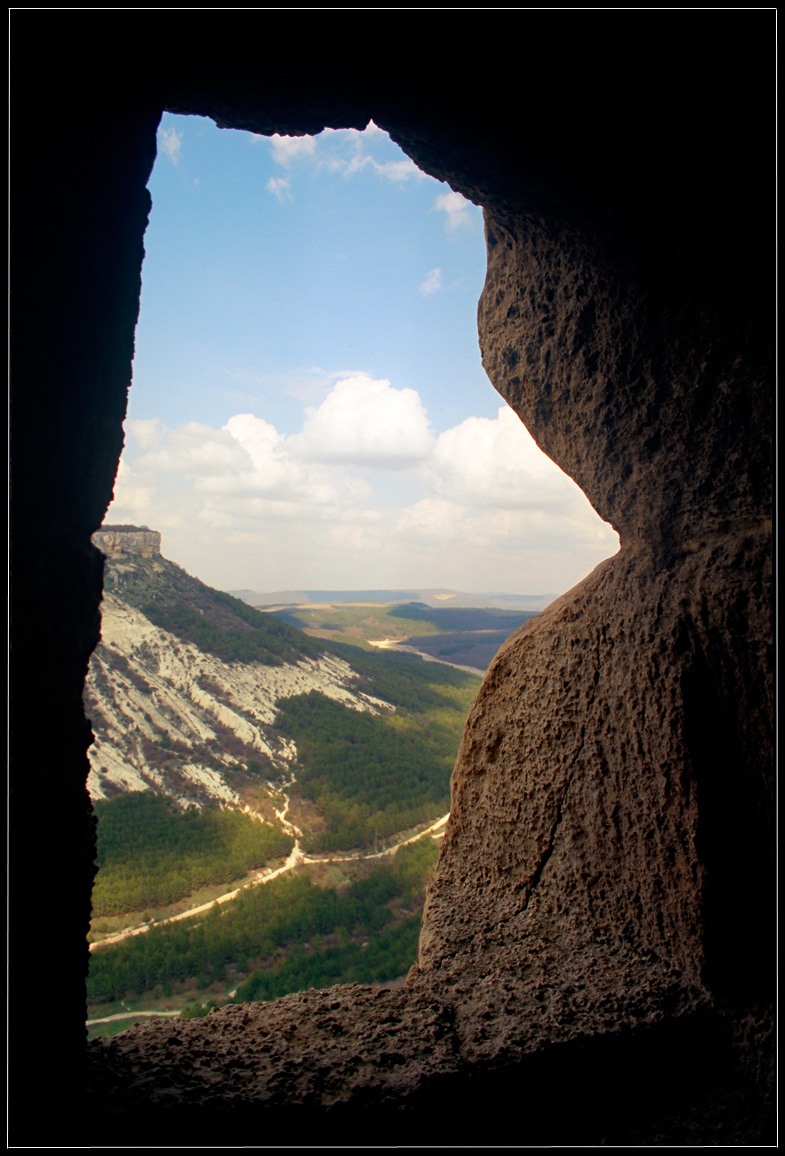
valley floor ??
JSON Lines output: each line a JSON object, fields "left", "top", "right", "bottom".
{"left": 90, "top": 794, "right": 448, "bottom": 952}
{"left": 87, "top": 810, "right": 448, "bottom": 1036}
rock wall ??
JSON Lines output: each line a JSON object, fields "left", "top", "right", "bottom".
{"left": 415, "top": 535, "right": 772, "bottom": 1047}
{"left": 10, "top": 13, "right": 773, "bottom": 1146}
{"left": 411, "top": 205, "right": 774, "bottom": 1053}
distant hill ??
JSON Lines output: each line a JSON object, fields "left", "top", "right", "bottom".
{"left": 85, "top": 530, "right": 484, "bottom": 1022}
{"left": 231, "top": 588, "right": 555, "bottom": 612}
{"left": 104, "top": 550, "right": 321, "bottom": 667}
{"left": 86, "top": 536, "right": 481, "bottom": 849}
{"left": 261, "top": 599, "right": 539, "bottom": 672}
{"left": 387, "top": 602, "right": 538, "bottom": 632}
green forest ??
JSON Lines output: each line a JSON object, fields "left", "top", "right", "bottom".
{"left": 87, "top": 552, "right": 488, "bottom": 1030}
{"left": 331, "top": 642, "right": 479, "bottom": 713}
{"left": 88, "top": 838, "right": 439, "bottom": 1011}
{"left": 230, "top": 913, "right": 422, "bottom": 1004}
{"left": 91, "top": 793, "right": 293, "bottom": 916}
{"left": 276, "top": 688, "right": 467, "bottom": 851}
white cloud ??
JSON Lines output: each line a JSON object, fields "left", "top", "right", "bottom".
{"left": 210, "top": 413, "right": 344, "bottom": 506}
{"left": 373, "top": 158, "right": 422, "bottom": 181}
{"left": 104, "top": 459, "right": 161, "bottom": 527}
{"left": 224, "top": 412, "right": 284, "bottom": 460}
{"left": 136, "top": 421, "right": 250, "bottom": 478}
{"left": 266, "top": 124, "right": 425, "bottom": 185}
{"left": 125, "top": 417, "right": 165, "bottom": 451}
{"left": 290, "top": 373, "right": 434, "bottom": 468}
{"left": 323, "top": 150, "right": 372, "bottom": 177}
{"left": 269, "top": 133, "right": 316, "bottom": 167}
{"left": 111, "top": 384, "right": 617, "bottom": 595}
{"left": 158, "top": 126, "right": 182, "bottom": 165}
{"left": 419, "top": 268, "right": 442, "bottom": 295}
{"left": 322, "top": 149, "right": 422, "bottom": 183}
{"left": 429, "top": 407, "right": 582, "bottom": 513}
{"left": 266, "top": 176, "right": 292, "bottom": 202}
{"left": 393, "top": 497, "right": 467, "bottom": 544}
{"left": 434, "top": 190, "right": 473, "bottom": 229}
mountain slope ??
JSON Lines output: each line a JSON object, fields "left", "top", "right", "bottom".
{"left": 85, "top": 545, "right": 482, "bottom": 846}
{"left": 85, "top": 552, "right": 394, "bottom": 809}
{"left": 84, "top": 536, "right": 483, "bottom": 1016}
{"left": 104, "top": 551, "right": 322, "bottom": 666}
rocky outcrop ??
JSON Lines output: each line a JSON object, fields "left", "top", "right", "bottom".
{"left": 10, "top": 14, "right": 773, "bottom": 1147}
{"left": 92, "top": 526, "right": 161, "bottom": 559}
{"left": 84, "top": 980, "right": 772, "bottom": 1146}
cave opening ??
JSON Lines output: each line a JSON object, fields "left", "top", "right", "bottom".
{"left": 10, "top": 17, "right": 773, "bottom": 1144}
{"left": 84, "top": 112, "right": 620, "bottom": 1033}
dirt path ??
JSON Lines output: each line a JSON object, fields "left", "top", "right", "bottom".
{"left": 87, "top": 1009, "right": 181, "bottom": 1026}
{"left": 300, "top": 812, "right": 449, "bottom": 865}
{"left": 368, "top": 638, "right": 483, "bottom": 675}
{"left": 89, "top": 801, "right": 449, "bottom": 952}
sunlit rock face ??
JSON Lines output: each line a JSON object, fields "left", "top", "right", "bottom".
{"left": 411, "top": 205, "right": 774, "bottom": 1061}
{"left": 11, "top": 17, "right": 773, "bottom": 1148}
{"left": 92, "top": 526, "right": 162, "bottom": 559}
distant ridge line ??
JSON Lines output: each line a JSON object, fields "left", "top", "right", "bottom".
{"left": 230, "top": 588, "right": 556, "bottom": 611}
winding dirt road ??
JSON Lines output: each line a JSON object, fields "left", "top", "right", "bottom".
{"left": 89, "top": 784, "right": 448, "bottom": 953}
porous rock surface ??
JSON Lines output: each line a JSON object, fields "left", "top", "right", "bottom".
{"left": 89, "top": 986, "right": 460, "bottom": 1114}
{"left": 412, "top": 206, "right": 774, "bottom": 1059}
{"left": 415, "top": 534, "right": 771, "bottom": 1056}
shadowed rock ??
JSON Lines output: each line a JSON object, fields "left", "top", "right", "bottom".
{"left": 10, "top": 13, "right": 773, "bottom": 1146}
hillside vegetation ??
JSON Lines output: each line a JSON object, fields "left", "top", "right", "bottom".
{"left": 107, "top": 553, "right": 320, "bottom": 666}
{"left": 274, "top": 599, "right": 538, "bottom": 669}
{"left": 272, "top": 602, "right": 442, "bottom": 650}
{"left": 88, "top": 839, "right": 439, "bottom": 1012}
{"left": 278, "top": 687, "right": 470, "bottom": 852}
{"left": 91, "top": 793, "right": 293, "bottom": 916}
{"left": 86, "top": 542, "right": 491, "bottom": 1026}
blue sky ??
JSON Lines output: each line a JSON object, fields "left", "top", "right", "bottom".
{"left": 107, "top": 113, "right": 618, "bottom": 594}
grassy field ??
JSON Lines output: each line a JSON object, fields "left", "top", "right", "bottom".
{"left": 270, "top": 602, "right": 443, "bottom": 649}
{"left": 87, "top": 839, "right": 440, "bottom": 1035}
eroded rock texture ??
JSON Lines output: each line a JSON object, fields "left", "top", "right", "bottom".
{"left": 412, "top": 207, "right": 774, "bottom": 1061}
{"left": 11, "top": 13, "right": 773, "bottom": 1147}
{"left": 88, "top": 987, "right": 461, "bottom": 1120}
{"left": 416, "top": 536, "right": 772, "bottom": 1048}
